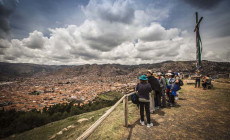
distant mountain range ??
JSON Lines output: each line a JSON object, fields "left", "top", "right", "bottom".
{"left": 0, "top": 60, "right": 229, "bottom": 81}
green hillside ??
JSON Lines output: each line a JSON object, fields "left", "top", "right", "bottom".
{"left": 5, "top": 102, "right": 138, "bottom": 140}
{"left": 1, "top": 91, "right": 124, "bottom": 139}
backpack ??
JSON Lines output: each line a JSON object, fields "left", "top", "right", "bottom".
{"left": 179, "top": 79, "right": 184, "bottom": 86}
{"left": 131, "top": 93, "right": 139, "bottom": 107}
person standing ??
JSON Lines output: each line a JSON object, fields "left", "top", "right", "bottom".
{"left": 147, "top": 70, "right": 161, "bottom": 112}
{"left": 195, "top": 71, "right": 201, "bottom": 88}
{"left": 165, "top": 73, "right": 172, "bottom": 105}
{"left": 157, "top": 72, "right": 167, "bottom": 107}
{"left": 174, "top": 72, "right": 180, "bottom": 100}
{"left": 168, "top": 73, "right": 178, "bottom": 106}
{"left": 136, "top": 75, "right": 153, "bottom": 128}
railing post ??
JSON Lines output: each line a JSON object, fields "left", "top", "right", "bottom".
{"left": 77, "top": 92, "right": 134, "bottom": 140}
{"left": 123, "top": 94, "right": 128, "bottom": 127}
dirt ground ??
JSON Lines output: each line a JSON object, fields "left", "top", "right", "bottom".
{"left": 119, "top": 81, "right": 230, "bottom": 140}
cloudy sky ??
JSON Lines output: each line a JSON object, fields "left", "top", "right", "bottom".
{"left": 0, "top": 0, "right": 229, "bottom": 65}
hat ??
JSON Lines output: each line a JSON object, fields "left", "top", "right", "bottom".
{"left": 147, "top": 70, "right": 152, "bottom": 74}
{"left": 157, "top": 72, "right": 162, "bottom": 76}
{"left": 174, "top": 72, "right": 178, "bottom": 76}
{"left": 165, "top": 73, "right": 172, "bottom": 76}
{"left": 139, "top": 75, "right": 148, "bottom": 81}
{"left": 152, "top": 73, "right": 157, "bottom": 77}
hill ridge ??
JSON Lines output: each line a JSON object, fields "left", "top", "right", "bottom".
{"left": 0, "top": 60, "right": 230, "bottom": 81}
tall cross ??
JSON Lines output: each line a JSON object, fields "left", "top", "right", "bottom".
{"left": 194, "top": 12, "right": 203, "bottom": 71}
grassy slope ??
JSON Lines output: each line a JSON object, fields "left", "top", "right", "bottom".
{"left": 89, "top": 81, "right": 230, "bottom": 140}
{"left": 4, "top": 107, "right": 111, "bottom": 140}
{"left": 4, "top": 91, "right": 123, "bottom": 140}
{"left": 5, "top": 81, "right": 230, "bottom": 140}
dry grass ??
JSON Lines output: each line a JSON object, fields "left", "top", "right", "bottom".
{"left": 89, "top": 82, "right": 230, "bottom": 140}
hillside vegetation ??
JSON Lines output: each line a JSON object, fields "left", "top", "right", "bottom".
{"left": 1, "top": 91, "right": 123, "bottom": 139}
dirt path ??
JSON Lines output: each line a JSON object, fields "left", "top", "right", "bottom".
{"left": 123, "top": 82, "right": 230, "bottom": 140}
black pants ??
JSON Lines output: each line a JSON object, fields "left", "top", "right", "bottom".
{"left": 139, "top": 102, "right": 150, "bottom": 124}
{"left": 161, "top": 89, "right": 167, "bottom": 107}
{"left": 195, "top": 79, "right": 200, "bottom": 88}
{"left": 155, "top": 91, "right": 161, "bottom": 107}
{"left": 202, "top": 83, "right": 207, "bottom": 89}
{"left": 169, "top": 93, "right": 175, "bottom": 105}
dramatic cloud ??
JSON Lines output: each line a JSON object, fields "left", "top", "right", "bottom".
{"left": 0, "top": 0, "right": 229, "bottom": 65}
{"left": 0, "top": 0, "right": 18, "bottom": 39}
{"left": 82, "top": 0, "right": 135, "bottom": 24}
{"left": 78, "top": 20, "right": 132, "bottom": 51}
{"left": 138, "top": 23, "right": 180, "bottom": 42}
{"left": 22, "top": 30, "right": 48, "bottom": 49}
{"left": 0, "top": 39, "right": 10, "bottom": 54}
{"left": 182, "top": 0, "right": 223, "bottom": 9}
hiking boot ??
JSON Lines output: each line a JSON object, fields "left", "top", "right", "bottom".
{"left": 140, "top": 120, "right": 145, "bottom": 125}
{"left": 147, "top": 123, "right": 153, "bottom": 128}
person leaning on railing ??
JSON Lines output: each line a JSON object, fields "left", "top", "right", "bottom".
{"left": 136, "top": 75, "right": 153, "bottom": 128}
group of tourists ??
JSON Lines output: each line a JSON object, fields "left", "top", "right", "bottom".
{"left": 135, "top": 70, "right": 183, "bottom": 128}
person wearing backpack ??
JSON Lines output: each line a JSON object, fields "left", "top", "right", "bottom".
{"left": 147, "top": 70, "right": 161, "bottom": 112}
{"left": 136, "top": 75, "right": 153, "bottom": 128}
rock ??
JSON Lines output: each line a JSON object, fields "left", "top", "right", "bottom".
{"left": 49, "top": 135, "right": 56, "bottom": 140}
{"left": 67, "top": 125, "right": 76, "bottom": 129}
{"left": 157, "top": 118, "right": 165, "bottom": 123}
{"left": 77, "top": 118, "right": 88, "bottom": 123}
{"left": 62, "top": 128, "right": 68, "bottom": 131}
{"left": 57, "top": 131, "right": 63, "bottom": 135}
{"left": 89, "top": 116, "right": 94, "bottom": 119}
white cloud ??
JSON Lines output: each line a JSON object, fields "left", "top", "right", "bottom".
{"left": 82, "top": 0, "right": 135, "bottom": 24}
{"left": 1, "top": 0, "right": 228, "bottom": 65}
{"left": 138, "top": 23, "right": 180, "bottom": 42}
{"left": 0, "top": 39, "right": 10, "bottom": 54}
{"left": 22, "top": 30, "right": 48, "bottom": 49}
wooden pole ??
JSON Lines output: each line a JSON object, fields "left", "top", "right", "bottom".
{"left": 194, "top": 12, "right": 203, "bottom": 71}
{"left": 123, "top": 95, "right": 128, "bottom": 127}
{"left": 195, "top": 12, "right": 199, "bottom": 71}
{"left": 77, "top": 95, "right": 126, "bottom": 140}
{"left": 76, "top": 92, "right": 134, "bottom": 140}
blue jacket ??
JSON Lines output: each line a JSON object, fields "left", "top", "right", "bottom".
{"left": 167, "top": 84, "right": 180, "bottom": 96}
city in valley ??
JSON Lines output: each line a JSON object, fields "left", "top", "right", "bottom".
{"left": 0, "top": 60, "right": 229, "bottom": 112}
{"left": 0, "top": 73, "right": 136, "bottom": 112}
